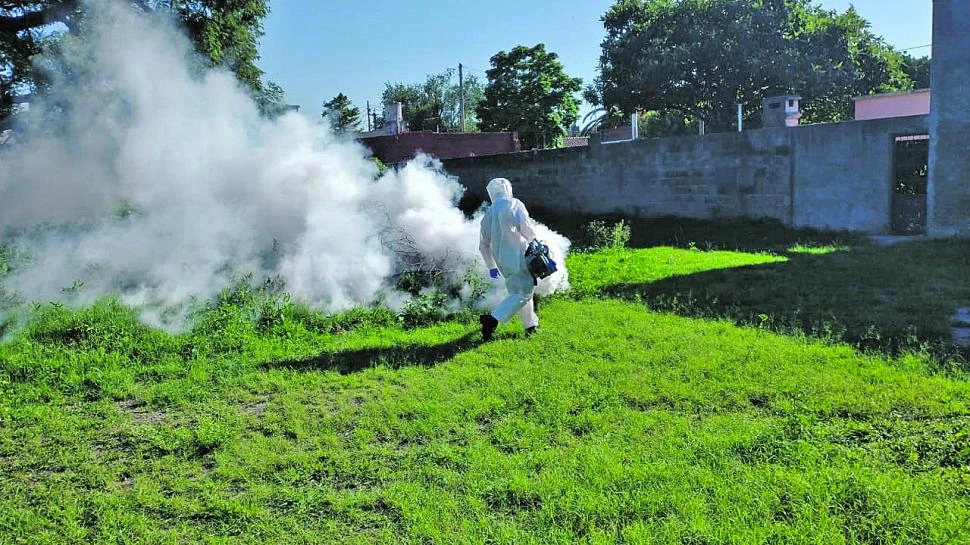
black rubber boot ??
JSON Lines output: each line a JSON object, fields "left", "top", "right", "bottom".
{"left": 479, "top": 314, "right": 499, "bottom": 341}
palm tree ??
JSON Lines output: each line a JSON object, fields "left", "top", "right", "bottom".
{"left": 580, "top": 107, "right": 624, "bottom": 136}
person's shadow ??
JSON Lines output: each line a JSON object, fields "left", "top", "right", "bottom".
{"left": 262, "top": 330, "right": 482, "bottom": 375}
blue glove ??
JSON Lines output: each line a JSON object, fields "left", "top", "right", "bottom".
{"left": 548, "top": 259, "right": 558, "bottom": 272}
{"left": 489, "top": 268, "right": 501, "bottom": 279}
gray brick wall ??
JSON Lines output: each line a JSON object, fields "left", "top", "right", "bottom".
{"left": 444, "top": 115, "right": 929, "bottom": 234}
{"left": 792, "top": 115, "right": 930, "bottom": 232}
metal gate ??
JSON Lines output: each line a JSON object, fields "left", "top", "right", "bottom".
{"left": 892, "top": 134, "right": 929, "bottom": 235}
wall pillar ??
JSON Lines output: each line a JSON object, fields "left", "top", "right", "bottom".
{"left": 927, "top": 0, "right": 970, "bottom": 235}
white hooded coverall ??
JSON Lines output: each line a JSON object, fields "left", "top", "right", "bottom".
{"left": 479, "top": 178, "right": 539, "bottom": 330}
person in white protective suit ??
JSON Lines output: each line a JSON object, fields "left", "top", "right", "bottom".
{"left": 478, "top": 178, "right": 555, "bottom": 341}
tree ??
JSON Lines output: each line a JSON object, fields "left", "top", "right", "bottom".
{"left": 167, "top": 0, "right": 271, "bottom": 95}
{"left": 321, "top": 92, "right": 360, "bottom": 132}
{"left": 638, "top": 110, "right": 698, "bottom": 138}
{"left": 0, "top": 0, "right": 277, "bottom": 121}
{"left": 586, "top": 0, "right": 914, "bottom": 133}
{"left": 477, "top": 44, "right": 582, "bottom": 149}
{"left": 381, "top": 81, "right": 428, "bottom": 130}
{"left": 579, "top": 107, "right": 622, "bottom": 136}
{"left": 381, "top": 68, "right": 483, "bottom": 132}
{"left": 0, "top": 0, "right": 54, "bottom": 120}
{"left": 901, "top": 53, "right": 930, "bottom": 89}
{"left": 254, "top": 81, "right": 289, "bottom": 118}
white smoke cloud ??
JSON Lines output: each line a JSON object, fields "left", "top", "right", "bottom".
{"left": 0, "top": 0, "right": 569, "bottom": 328}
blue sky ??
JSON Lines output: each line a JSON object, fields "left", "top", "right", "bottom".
{"left": 257, "top": 0, "right": 932, "bottom": 119}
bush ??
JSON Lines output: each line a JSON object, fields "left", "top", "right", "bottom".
{"left": 399, "top": 292, "right": 448, "bottom": 329}
{"left": 373, "top": 157, "right": 387, "bottom": 179}
{"left": 462, "top": 267, "right": 490, "bottom": 302}
{"left": 582, "top": 220, "right": 631, "bottom": 250}
{"left": 389, "top": 261, "right": 487, "bottom": 328}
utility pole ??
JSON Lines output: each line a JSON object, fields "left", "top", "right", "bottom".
{"left": 459, "top": 63, "right": 465, "bottom": 132}
{"left": 366, "top": 101, "right": 372, "bottom": 131}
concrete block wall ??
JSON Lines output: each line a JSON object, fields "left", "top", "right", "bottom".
{"left": 792, "top": 115, "right": 930, "bottom": 232}
{"left": 446, "top": 130, "right": 793, "bottom": 223}
{"left": 444, "top": 115, "right": 930, "bottom": 234}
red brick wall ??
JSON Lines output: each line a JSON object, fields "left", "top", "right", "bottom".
{"left": 360, "top": 131, "right": 520, "bottom": 165}
{"left": 599, "top": 125, "right": 634, "bottom": 142}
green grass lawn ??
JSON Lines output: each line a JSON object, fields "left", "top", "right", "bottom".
{"left": 569, "top": 239, "right": 970, "bottom": 362}
{"left": 1, "top": 221, "right": 969, "bottom": 544}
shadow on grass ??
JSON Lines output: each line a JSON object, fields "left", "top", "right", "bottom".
{"left": 263, "top": 330, "right": 482, "bottom": 374}
{"left": 602, "top": 238, "right": 970, "bottom": 364}
{"left": 528, "top": 210, "right": 860, "bottom": 253}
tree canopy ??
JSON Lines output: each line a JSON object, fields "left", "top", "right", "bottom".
{"left": 901, "top": 53, "right": 930, "bottom": 89}
{"left": 476, "top": 43, "right": 582, "bottom": 149}
{"left": 321, "top": 92, "right": 361, "bottom": 133}
{"left": 1, "top": 0, "right": 280, "bottom": 120}
{"left": 586, "top": 0, "right": 916, "bottom": 132}
{"left": 381, "top": 68, "right": 483, "bottom": 133}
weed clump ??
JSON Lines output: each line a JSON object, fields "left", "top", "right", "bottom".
{"left": 582, "top": 220, "right": 631, "bottom": 251}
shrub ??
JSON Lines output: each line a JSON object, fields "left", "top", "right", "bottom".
{"left": 583, "top": 219, "right": 631, "bottom": 250}
{"left": 399, "top": 292, "right": 448, "bottom": 329}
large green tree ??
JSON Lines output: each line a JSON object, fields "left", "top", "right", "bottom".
{"left": 321, "top": 92, "right": 360, "bottom": 132}
{"left": 169, "top": 0, "right": 268, "bottom": 90}
{"left": 477, "top": 43, "right": 582, "bottom": 149}
{"left": 586, "top": 0, "right": 914, "bottom": 132}
{"left": 0, "top": 1, "right": 54, "bottom": 120}
{"left": 901, "top": 53, "right": 930, "bottom": 89}
{"left": 381, "top": 68, "right": 483, "bottom": 132}
{"left": 0, "top": 0, "right": 281, "bottom": 120}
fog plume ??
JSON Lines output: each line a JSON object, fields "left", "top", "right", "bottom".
{"left": 0, "top": 0, "right": 569, "bottom": 328}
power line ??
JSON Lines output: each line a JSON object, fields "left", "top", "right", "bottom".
{"left": 899, "top": 43, "right": 931, "bottom": 51}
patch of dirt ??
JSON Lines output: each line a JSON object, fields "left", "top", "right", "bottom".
{"left": 115, "top": 399, "right": 167, "bottom": 425}
{"left": 240, "top": 399, "right": 269, "bottom": 419}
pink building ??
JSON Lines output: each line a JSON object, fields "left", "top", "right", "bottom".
{"left": 853, "top": 89, "right": 931, "bottom": 121}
